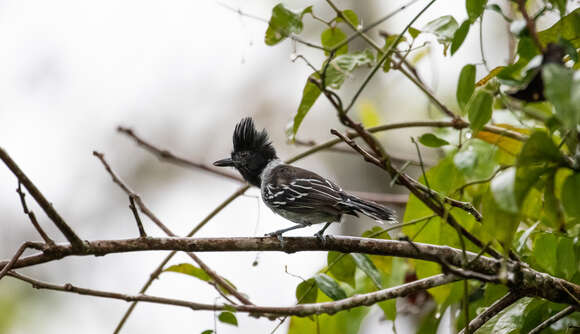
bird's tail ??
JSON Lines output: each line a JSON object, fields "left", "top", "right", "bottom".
{"left": 339, "top": 195, "right": 396, "bottom": 223}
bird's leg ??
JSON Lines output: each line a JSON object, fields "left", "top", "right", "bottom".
{"left": 266, "top": 224, "right": 310, "bottom": 246}
{"left": 314, "top": 222, "right": 332, "bottom": 243}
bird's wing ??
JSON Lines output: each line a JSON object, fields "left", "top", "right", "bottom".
{"left": 263, "top": 165, "right": 352, "bottom": 216}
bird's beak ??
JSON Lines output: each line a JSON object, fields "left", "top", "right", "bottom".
{"left": 213, "top": 158, "right": 235, "bottom": 167}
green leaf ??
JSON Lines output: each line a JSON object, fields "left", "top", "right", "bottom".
{"left": 478, "top": 298, "right": 533, "bottom": 333}
{"left": 538, "top": 8, "right": 580, "bottom": 48}
{"left": 314, "top": 274, "right": 347, "bottom": 300}
{"left": 418, "top": 133, "right": 450, "bottom": 147}
{"left": 218, "top": 312, "right": 238, "bottom": 326}
{"left": 340, "top": 10, "right": 359, "bottom": 27}
{"left": 466, "top": 0, "right": 487, "bottom": 22}
{"left": 483, "top": 178, "right": 520, "bottom": 248}
{"left": 557, "top": 237, "right": 576, "bottom": 279}
{"left": 351, "top": 253, "right": 383, "bottom": 289}
{"left": 533, "top": 233, "right": 558, "bottom": 274}
{"left": 467, "top": 90, "right": 493, "bottom": 133}
{"left": 451, "top": 20, "right": 470, "bottom": 55}
{"left": 516, "top": 221, "right": 539, "bottom": 253}
{"left": 409, "top": 27, "right": 421, "bottom": 39}
{"left": 562, "top": 173, "right": 580, "bottom": 218}
{"left": 516, "top": 37, "right": 540, "bottom": 61}
{"left": 544, "top": 171, "right": 565, "bottom": 228}
{"left": 327, "top": 252, "right": 356, "bottom": 287}
{"left": 358, "top": 100, "right": 380, "bottom": 127}
{"left": 295, "top": 278, "right": 318, "bottom": 304}
{"left": 265, "top": 4, "right": 304, "bottom": 46}
{"left": 164, "top": 263, "right": 210, "bottom": 282}
{"left": 542, "top": 63, "right": 580, "bottom": 129}
{"left": 290, "top": 74, "right": 321, "bottom": 139}
{"left": 517, "top": 131, "right": 564, "bottom": 166}
{"left": 325, "top": 49, "right": 375, "bottom": 89}
{"left": 457, "top": 64, "right": 476, "bottom": 111}
{"left": 288, "top": 292, "right": 368, "bottom": 334}
{"left": 453, "top": 139, "right": 498, "bottom": 180}
{"left": 201, "top": 330, "right": 214, "bottom": 334}
{"left": 321, "top": 27, "right": 348, "bottom": 56}
{"left": 422, "top": 15, "right": 459, "bottom": 54}
{"left": 490, "top": 167, "right": 518, "bottom": 214}
{"left": 514, "top": 165, "right": 553, "bottom": 208}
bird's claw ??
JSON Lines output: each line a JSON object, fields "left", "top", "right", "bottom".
{"left": 265, "top": 232, "right": 285, "bottom": 247}
{"left": 314, "top": 232, "right": 327, "bottom": 245}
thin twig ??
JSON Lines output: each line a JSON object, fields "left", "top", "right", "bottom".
{"left": 0, "top": 147, "right": 84, "bottom": 249}
{"left": 479, "top": 15, "right": 490, "bottom": 72}
{"left": 292, "top": 138, "right": 433, "bottom": 165}
{"left": 215, "top": 1, "right": 328, "bottom": 52}
{"left": 516, "top": 0, "right": 543, "bottom": 52}
{"left": 329, "top": 115, "right": 499, "bottom": 259}
{"left": 342, "top": 0, "right": 437, "bottom": 114}
{"left": 92, "top": 153, "right": 254, "bottom": 328}
{"left": 458, "top": 291, "right": 523, "bottom": 334}
{"left": 528, "top": 305, "right": 577, "bottom": 334}
{"left": 333, "top": 129, "right": 482, "bottom": 222}
{"left": 128, "top": 195, "right": 147, "bottom": 238}
{"left": 455, "top": 166, "right": 510, "bottom": 194}
{"left": 117, "top": 127, "right": 243, "bottom": 182}
{"left": 440, "top": 259, "right": 500, "bottom": 283}
{"left": 8, "top": 270, "right": 457, "bottom": 317}
{"left": 0, "top": 242, "right": 44, "bottom": 280}
{"left": 92, "top": 152, "right": 253, "bottom": 332}
{"left": 16, "top": 182, "right": 55, "bottom": 245}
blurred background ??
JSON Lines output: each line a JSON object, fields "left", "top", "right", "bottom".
{"left": 0, "top": 0, "right": 559, "bottom": 333}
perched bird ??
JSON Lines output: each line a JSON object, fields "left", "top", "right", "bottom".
{"left": 214, "top": 117, "right": 396, "bottom": 240}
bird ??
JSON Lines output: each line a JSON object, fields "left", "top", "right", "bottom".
{"left": 213, "top": 117, "right": 396, "bottom": 241}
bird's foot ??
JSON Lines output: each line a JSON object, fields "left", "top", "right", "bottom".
{"left": 265, "top": 231, "right": 285, "bottom": 247}
{"left": 314, "top": 231, "right": 328, "bottom": 245}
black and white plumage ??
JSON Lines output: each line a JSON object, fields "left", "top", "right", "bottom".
{"left": 214, "top": 117, "right": 396, "bottom": 239}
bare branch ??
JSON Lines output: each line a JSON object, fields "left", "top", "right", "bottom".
{"left": 3, "top": 236, "right": 580, "bottom": 306}
{"left": 128, "top": 195, "right": 147, "bottom": 238}
{"left": 515, "top": 0, "right": 543, "bottom": 52}
{"left": 341, "top": 0, "right": 438, "bottom": 114}
{"left": 117, "top": 126, "right": 243, "bottom": 182}
{"left": 92, "top": 151, "right": 253, "bottom": 332}
{"left": 16, "top": 182, "right": 55, "bottom": 245}
{"left": 0, "top": 147, "right": 84, "bottom": 249}
{"left": 0, "top": 242, "right": 44, "bottom": 280}
{"left": 459, "top": 291, "right": 523, "bottom": 334}
{"left": 528, "top": 305, "right": 577, "bottom": 334}
{"left": 8, "top": 270, "right": 457, "bottom": 317}
{"left": 333, "top": 129, "right": 483, "bottom": 222}
{"left": 215, "top": 1, "right": 328, "bottom": 52}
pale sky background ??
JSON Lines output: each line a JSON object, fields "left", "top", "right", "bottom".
{"left": 0, "top": 0, "right": 563, "bottom": 333}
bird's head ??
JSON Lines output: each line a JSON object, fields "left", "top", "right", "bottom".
{"left": 213, "top": 117, "right": 278, "bottom": 186}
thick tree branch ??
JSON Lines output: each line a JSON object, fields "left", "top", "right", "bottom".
{"left": 0, "top": 147, "right": 84, "bottom": 249}
{"left": 3, "top": 236, "right": 579, "bottom": 306}
{"left": 458, "top": 291, "right": 523, "bottom": 334}
{"left": 8, "top": 270, "right": 457, "bottom": 317}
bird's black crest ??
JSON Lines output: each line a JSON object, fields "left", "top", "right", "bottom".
{"left": 232, "top": 117, "right": 276, "bottom": 157}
